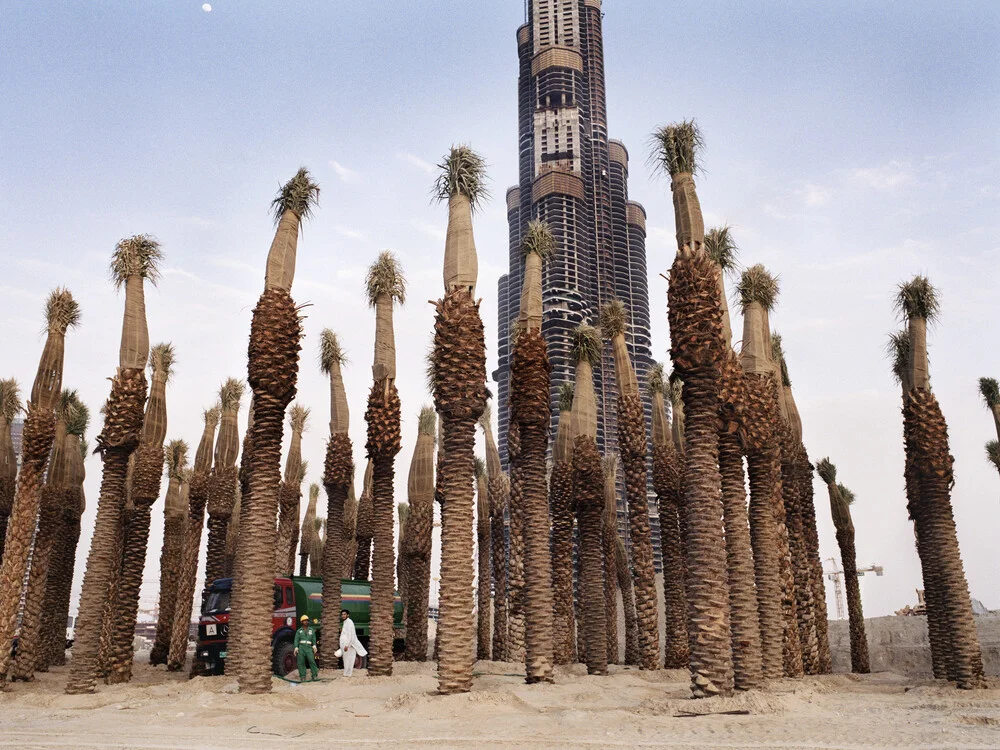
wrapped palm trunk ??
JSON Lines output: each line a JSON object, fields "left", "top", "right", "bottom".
{"left": 476, "top": 468, "right": 491, "bottom": 661}
{"left": 506, "top": 422, "right": 526, "bottom": 662}
{"left": 549, "top": 392, "right": 576, "bottom": 665}
{"left": 602, "top": 456, "right": 620, "bottom": 665}
{"left": 150, "top": 457, "right": 188, "bottom": 666}
{"left": 299, "top": 482, "right": 318, "bottom": 576}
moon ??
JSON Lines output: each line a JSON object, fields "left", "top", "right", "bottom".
{"left": 202, "top": 3, "right": 212, "bottom": 11}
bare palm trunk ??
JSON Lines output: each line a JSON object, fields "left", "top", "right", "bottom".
{"left": 602, "top": 457, "right": 620, "bottom": 666}
{"left": 476, "top": 470, "right": 491, "bottom": 661}
{"left": 489, "top": 474, "right": 510, "bottom": 662}
{"left": 574, "top": 436, "right": 606, "bottom": 675}
{"left": 506, "top": 422, "right": 525, "bottom": 663}
{"left": 614, "top": 537, "right": 640, "bottom": 666}
{"left": 150, "top": 478, "right": 187, "bottom": 665}
{"left": 549, "top": 403, "right": 575, "bottom": 666}
{"left": 836, "top": 526, "right": 870, "bottom": 673}
{"left": 403, "top": 412, "right": 434, "bottom": 662}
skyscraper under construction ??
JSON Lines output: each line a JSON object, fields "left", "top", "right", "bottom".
{"left": 493, "top": 1, "right": 658, "bottom": 562}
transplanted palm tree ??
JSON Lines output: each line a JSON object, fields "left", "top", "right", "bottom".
{"left": 615, "top": 536, "right": 640, "bottom": 667}
{"left": 0, "top": 378, "right": 23, "bottom": 562}
{"left": 319, "top": 328, "right": 354, "bottom": 656}
{"left": 149, "top": 439, "right": 189, "bottom": 665}
{"left": 106, "top": 341, "right": 175, "bottom": 683}
{"left": 480, "top": 405, "right": 510, "bottom": 662}
{"left": 300, "top": 482, "right": 319, "bottom": 575}
{"left": 363, "top": 251, "right": 406, "bottom": 678}
{"left": 978, "top": 378, "right": 1000, "bottom": 478}
{"left": 506, "top": 419, "right": 525, "bottom": 663}
{"left": 510, "top": 219, "right": 554, "bottom": 682}
{"left": 475, "top": 458, "right": 491, "bottom": 661}
{"left": 353, "top": 460, "right": 374, "bottom": 578}
{"left": 894, "top": 276, "right": 985, "bottom": 689}
{"left": 815, "top": 459, "right": 870, "bottom": 673}
{"left": 404, "top": 407, "right": 436, "bottom": 661}
{"left": 341, "top": 486, "right": 359, "bottom": 579}
{"left": 549, "top": 384, "right": 575, "bottom": 665}
{"left": 600, "top": 298, "right": 659, "bottom": 670}
{"left": 205, "top": 378, "right": 244, "bottom": 587}
{"left": 68, "top": 235, "right": 159, "bottom": 694}
{"left": 397, "top": 501, "right": 410, "bottom": 613}
{"left": 431, "top": 145, "right": 490, "bottom": 694}
{"left": 167, "top": 404, "right": 219, "bottom": 672}
{"left": 229, "top": 168, "right": 316, "bottom": 694}
{"left": 601, "top": 454, "right": 620, "bottom": 665}
{"left": 275, "top": 404, "right": 309, "bottom": 575}
{"left": 652, "top": 121, "right": 733, "bottom": 696}
{"left": 649, "top": 365, "right": 688, "bottom": 670}
{"left": 571, "top": 324, "right": 607, "bottom": 675}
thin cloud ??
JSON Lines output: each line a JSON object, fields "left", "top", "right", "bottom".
{"left": 799, "top": 183, "right": 831, "bottom": 207}
{"left": 398, "top": 152, "right": 436, "bottom": 175}
{"left": 410, "top": 220, "right": 445, "bottom": 241}
{"left": 334, "top": 226, "right": 366, "bottom": 241}
{"left": 849, "top": 161, "right": 914, "bottom": 190}
{"left": 330, "top": 160, "right": 360, "bottom": 183}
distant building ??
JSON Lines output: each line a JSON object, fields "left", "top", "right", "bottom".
{"left": 11, "top": 417, "right": 23, "bottom": 471}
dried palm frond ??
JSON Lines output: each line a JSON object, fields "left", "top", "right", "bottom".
{"left": 599, "top": 300, "right": 627, "bottom": 340}
{"left": 885, "top": 330, "right": 910, "bottom": 386}
{"left": 836, "top": 482, "right": 856, "bottom": 506}
{"left": 667, "top": 373, "right": 684, "bottom": 407}
{"left": 434, "top": 145, "right": 490, "bottom": 211}
{"left": 978, "top": 377, "right": 999, "bottom": 409}
{"left": 815, "top": 458, "right": 836, "bottom": 485}
{"left": 58, "top": 388, "right": 80, "bottom": 420}
{"left": 110, "top": 234, "right": 163, "bottom": 287}
{"left": 43, "top": 287, "right": 82, "bottom": 334}
{"left": 737, "top": 264, "right": 780, "bottom": 311}
{"left": 474, "top": 456, "right": 486, "bottom": 479}
{"left": 309, "top": 483, "right": 320, "bottom": 503}
{"left": 558, "top": 382, "right": 575, "bottom": 412}
{"left": 218, "top": 378, "right": 245, "bottom": 413}
{"left": 0, "top": 379, "right": 22, "bottom": 423}
{"left": 398, "top": 502, "right": 410, "bottom": 526}
{"left": 64, "top": 397, "right": 90, "bottom": 438}
{"left": 270, "top": 167, "right": 320, "bottom": 226}
{"left": 647, "top": 362, "right": 665, "bottom": 396}
{"left": 289, "top": 404, "right": 310, "bottom": 434}
{"left": 771, "top": 331, "right": 791, "bottom": 387}
{"left": 419, "top": 406, "right": 437, "bottom": 436}
{"left": 365, "top": 250, "right": 407, "bottom": 307}
{"left": 649, "top": 120, "right": 704, "bottom": 177}
{"left": 148, "top": 342, "right": 175, "bottom": 382}
{"left": 571, "top": 324, "right": 602, "bottom": 367}
{"left": 204, "top": 404, "right": 222, "bottom": 430}
{"left": 314, "top": 517, "right": 326, "bottom": 534}
{"left": 986, "top": 440, "right": 1000, "bottom": 471}
{"left": 165, "top": 439, "right": 190, "bottom": 479}
{"left": 298, "top": 460, "right": 308, "bottom": 485}
{"left": 894, "top": 275, "right": 940, "bottom": 322}
{"left": 318, "top": 328, "right": 348, "bottom": 373}
{"left": 704, "top": 225, "right": 740, "bottom": 275}
{"left": 522, "top": 220, "right": 555, "bottom": 258}
{"left": 477, "top": 402, "right": 492, "bottom": 432}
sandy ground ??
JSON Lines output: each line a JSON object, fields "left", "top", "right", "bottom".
{"left": 1, "top": 655, "right": 999, "bottom": 750}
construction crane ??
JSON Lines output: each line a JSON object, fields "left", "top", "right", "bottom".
{"left": 825, "top": 558, "right": 884, "bottom": 619}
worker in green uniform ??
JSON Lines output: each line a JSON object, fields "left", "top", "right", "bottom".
{"left": 293, "top": 614, "right": 319, "bottom": 682}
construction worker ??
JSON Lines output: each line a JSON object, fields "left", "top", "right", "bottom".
{"left": 293, "top": 614, "right": 319, "bottom": 682}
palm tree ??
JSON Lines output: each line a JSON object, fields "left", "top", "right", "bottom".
{"left": 397, "top": 502, "right": 410, "bottom": 611}
{"left": 978, "top": 378, "right": 1000, "bottom": 478}
{"left": 475, "top": 458, "right": 491, "bottom": 661}
{"left": 652, "top": 121, "right": 733, "bottom": 696}
{"left": 275, "top": 404, "right": 309, "bottom": 575}
{"left": 649, "top": 365, "right": 688, "bottom": 670}
{"left": 404, "top": 407, "right": 436, "bottom": 661}
{"left": 815, "top": 459, "right": 870, "bottom": 673}
{"left": 285, "top": 463, "right": 307, "bottom": 576}
{"left": 0, "top": 378, "right": 23, "bottom": 562}
{"left": 205, "top": 379, "right": 244, "bottom": 587}
{"left": 352, "top": 460, "right": 374, "bottom": 578}
{"left": 431, "top": 145, "right": 490, "bottom": 694}
{"left": 319, "top": 328, "right": 354, "bottom": 653}
{"left": 506, "top": 420, "right": 525, "bottom": 663}
{"left": 510, "top": 219, "right": 554, "bottom": 682}
{"left": 615, "top": 536, "right": 640, "bottom": 666}
{"left": 229, "top": 168, "right": 317, "bottom": 694}
{"left": 480, "top": 406, "right": 510, "bottom": 662}
{"left": 150, "top": 439, "right": 189, "bottom": 665}
{"left": 300, "top": 482, "right": 318, "bottom": 575}
{"left": 600, "top": 299, "right": 659, "bottom": 670}
{"left": 601, "top": 454, "right": 620, "bottom": 665}
{"left": 363, "top": 251, "right": 406, "bottom": 678}
{"left": 894, "top": 277, "right": 985, "bottom": 689}
{"left": 549, "top": 384, "right": 575, "bottom": 665}
{"left": 106, "top": 342, "right": 175, "bottom": 683}
{"left": 341, "top": 485, "right": 359, "bottom": 578}
{"left": 571, "top": 324, "right": 607, "bottom": 675}
{"left": 167, "top": 404, "right": 219, "bottom": 672}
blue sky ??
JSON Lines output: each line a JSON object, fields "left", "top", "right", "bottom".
{"left": 1, "top": 2, "right": 997, "bottom": 620}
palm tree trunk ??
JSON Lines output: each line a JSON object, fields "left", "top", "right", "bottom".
{"left": 320, "top": 432, "right": 352, "bottom": 666}
{"left": 574, "top": 436, "right": 607, "bottom": 675}
{"left": 614, "top": 537, "right": 640, "bottom": 666}
{"left": 168, "top": 473, "right": 209, "bottom": 671}
{"left": 797, "top": 451, "right": 831, "bottom": 673}
{"left": 149, "top": 508, "right": 186, "bottom": 665}
{"left": 506, "top": 422, "right": 525, "bottom": 663}
{"left": 603, "top": 518, "right": 619, "bottom": 666}
{"left": 834, "top": 527, "right": 870, "bottom": 673}
{"left": 781, "top": 437, "right": 819, "bottom": 675}
{"left": 205, "top": 467, "right": 237, "bottom": 587}
{"left": 489, "top": 475, "right": 510, "bottom": 663}
{"left": 96, "top": 511, "right": 126, "bottom": 680}
{"left": 772, "top": 465, "right": 804, "bottom": 678}
{"left": 477, "top": 493, "right": 491, "bottom": 661}
{"left": 41, "top": 494, "right": 83, "bottom": 669}
{"left": 653, "top": 444, "right": 688, "bottom": 670}
{"left": 549, "top": 460, "right": 575, "bottom": 665}
{"left": 274, "top": 482, "right": 299, "bottom": 576}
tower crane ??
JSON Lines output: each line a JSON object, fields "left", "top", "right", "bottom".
{"left": 825, "top": 558, "right": 884, "bottom": 619}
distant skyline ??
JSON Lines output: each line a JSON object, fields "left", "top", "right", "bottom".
{"left": 1, "top": 2, "right": 997, "bottom": 618}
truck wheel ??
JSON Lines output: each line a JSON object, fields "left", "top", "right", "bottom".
{"left": 273, "top": 640, "right": 296, "bottom": 678}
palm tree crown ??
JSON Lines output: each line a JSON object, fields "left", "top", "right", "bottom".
{"left": 270, "top": 167, "right": 321, "bottom": 227}
{"left": 0, "top": 379, "right": 22, "bottom": 424}
{"left": 319, "top": 329, "right": 348, "bottom": 373}
{"left": 149, "top": 343, "right": 175, "bottom": 382}
{"left": 737, "top": 264, "right": 780, "bottom": 312}
{"left": 650, "top": 120, "right": 704, "bottom": 176}
{"left": 110, "top": 235, "right": 162, "bottom": 287}
{"left": 978, "top": 377, "right": 999, "bottom": 409}
{"left": 365, "top": 251, "right": 407, "bottom": 307}
{"left": 704, "top": 226, "right": 740, "bottom": 275}
{"left": 894, "top": 276, "right": 940, "bottom": 322}
{"left": 44, "top": 287, "right": 82, "bottom": 334}
{"left": 434, "top": 145, "right": 490, "bottom": 211}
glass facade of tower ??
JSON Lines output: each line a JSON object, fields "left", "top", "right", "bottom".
{"left": 493, "top": 0, "right": 661, "bottom": 569}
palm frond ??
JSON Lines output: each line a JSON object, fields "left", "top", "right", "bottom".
{"left": 667, "top": 373, "right": 684, "bottom": 406}
{"left": 44, "top": 287, "right": 81, "bottom": 334}
{"left": 649, "top": 120, "right": 704, "bottom": 177}
{"left": 270, "top": 167, "right": 320, "bottom": 226}
{"left": 986, "top": 440, "right": 1000, "bottom": 471}
{"left": 474, "top": 456, "right": 486, "bottom": 479}
{"left": 737, "top": 264, "right": 780, "bottom": 311}
{"left": 218, "top": 378, "right": 245, "bottom": 413}
{"left": 318, "top": 328, "right": 348, "bottom": 374}
{"left": 704, "top": 225, "right": 740, "bottom": 274}
{"left": 64, "top": 398, "right": 90, "bottom": 438}
{"left": 602, "top": 453, "right": 619, "bottom": 479}
{"left": 365, "top": 250, "right": 407, "bottom": 307}
{"left": 434, "top": 145, "right": 490, "bottom": 211}
{"left": 419, "top": 406, "right": 437, "bottom": 436}
{"left": 977, "top": 377, "right": 1000, "bottom": 409}
{"left": 885, "top": 330, "right": 910, "bottom": 386}
{"left": 165, "top": 439, "right": 190, "bottom": 477}
{"left": 310, "top": 483, "right": 320, "bottom": 502}
{"left": 816, "top": 457, "right": 837, "bottom": 484}
{"left": 894, "top": 275, "right": 940, "bottom": 322}
{"left": 0, "top": 379, "right": 23, "bottom": 423}
{"left": 110, "top": 234, "right": 163, "bottom": 287}
{"left": 58, "top": 388, "right": 79, "bottom": 420}
{"left": 522, "top": 219, "right": 555, "bottom": 259}
{"left": 204, "top": 404, "right": 222, "bottom": 430}
{"left": 289, "top": 404, "right": 310, "bottom": 434}
{"left": 397, "top": 502, "right": 410, "bottom": 526}
{"left": 148, "top": 342, "right": 176, "bottom": 382}
{"left": 836, "top": 482, "right": 856, "bottom": 505}
{"left": 571, "top": 324, "right": 602, "bottom": 367}
{"left": 599, "top": 299, "right": 627, "bottom": 340}
{"left": 558, "top": 382, "right": 575, "bottom": 412}
{"left": 771, "top": 331, "right": 791, "bottom": 386}
{"left": 79, "top": 439, "right": 89, "bottom": 459}
{"left": 477, "top": 402, "right": 491, "bottom": 432}
{"left": 298, "top": 460, "right": 308, "bottom": 485}
{"left": 647, "top": 362, "right": 665, "bottom": 396}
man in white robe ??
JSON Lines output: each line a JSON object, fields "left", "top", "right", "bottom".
{"left": 335, "top": 608, "right": 368, "bottom": 677}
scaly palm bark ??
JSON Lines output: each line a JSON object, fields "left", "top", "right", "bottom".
{"left": 106, "top": 342, "right": 174, "bottom": 683}
{"left": 600, "top": 299, "right": 659, "bottom": 670}
{"left": 363, "top": 252, "right": 405, "bottom": 677}
{"left": 506, "top": 421, "right": 526, "bottom": 662}
{"left": 432, "top": 145, "right": 489, "bottom": 694}
{"left": 397, "top": 502, "right": 410, "bottom": 619}
{"left": 285, "top": 468, "right": 305, "bottom": 576}
{"left": 68, "top": 236, "right": 159, "bottom": 694}
{"left": 205, "top": 379, "right": 244, "bottom": 587}
{"left": 149, "top": 440, "right": 189, "bottom": 665}
{"left": 510, "top": 219, "right": 554, "bottom": 682}
{"left": 167, "top": 405, "right": 219, "bottom": 672}
{"left": 895, "top": 278, "right": 985, "bottom": 689}
{"left": 549, "top": 385, "right": 576, "bottom": 665}
{"left": 615, "top": 537, "right": 640, "bottom": 666}
{"left": 481, "top": 406, "right": 511, "bottom": 663}
{"left": 0, "top": 379, "right": 23, "bottom": 562}
{"left": 275, "top": 405, "right": 308, "bottom": 575}
{"left": 571, "top": 325, "right": 607, "bottom": 675}
{"left": 309, "top": 517, "right": 326, "bottom": 577}
{"left": 319, "top": 328, "right": 354, "bottom": 663}
{"left": 653, "top": 122, "right": 733, "bottom": 696}
{"left": 602, "top": 454, "right": 620, "bottom": 665}
{"left": 300, "top": 479, "right": 318, "bottom": 575}
{"left": 353, "top": 459, "right": 375, "bottom": 580}
{"left": 475, "top": 459, "right": 491, "bottom": 661}
{"left": 228, "top": 169, "right": 314, "bottom": 694}
{"left": 815, "top": 460, "right": 870, "bottom": 673}
{"left": 405, "top": 408, "right": 436, "bottom": 661}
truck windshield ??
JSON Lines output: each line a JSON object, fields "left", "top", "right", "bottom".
{"left": 203, "top": 590, "right": 231, "bottom": 615}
